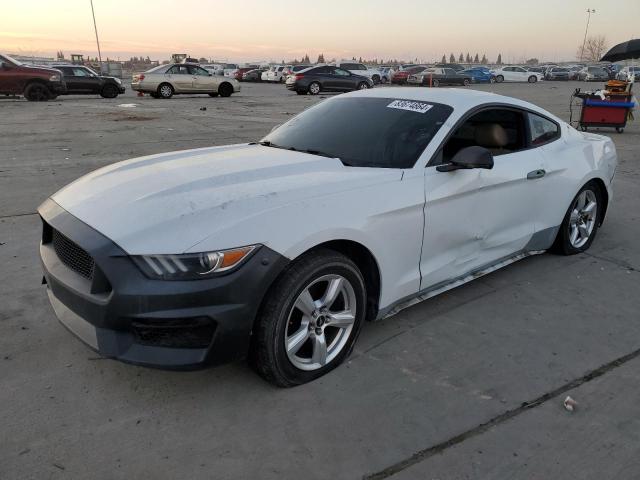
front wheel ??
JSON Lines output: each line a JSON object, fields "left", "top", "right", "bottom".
{"left": 463, "top": 79, "right": 470, "bottom": 86}
{"left": 552, "top": 182, "right": 602, "bottom": 255}
{"left": 24, "top": 82, "right": 50, "bottom": 101}
{"left": 528, "top": 75, "right": 538, "bottom": 83}
{"left": 432, "top": 79, "right": 440, "bottom": 87}
{"left": 357, "top": 82, "right": 369, "bottom": 90}
{"left": 100, "top": 84, "right": 119, "bottom": 98}
{"left": 251, "top": 249, "right": 366, "bottom": 387}
{"left": 218, "top": 83, "right": 234, "bottom": 97}
{"left": 495, "top": 75, "right": 504, "bottom": 83}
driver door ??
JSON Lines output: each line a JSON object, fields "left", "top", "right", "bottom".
{"left": 420, "top": 107, "right": 545, "bottom": 291}
{"left": 190, "top": 66, "right": 214, "bottom": 91}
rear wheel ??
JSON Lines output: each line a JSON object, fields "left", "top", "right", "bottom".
{"left": 100, "top": 84, "right": 118, "bottom": 98}
{"left": 251, "top": 249, "right": 366, "bottom": 387}
{"left": 463, "top": 78, "right": 470, "bottom": 86}
{"left": 528, "top": 75, "right": 538, "bottom": 83}
{"left": 308, "top": 82, "right": 321, "bottom": 95}
{"left": 157, "top": 83, "right": 174, "bottom": 99}
{"left": 496, "top": 75, "right": 504, "bottom": 83}
{"left": 24, "top": 82, "right": 50, "bottom": 101}
{"left": 218, "top": 82, "right": 233, "bottom": 97}
{"left": 432, "top": 79, "right": 440, "bottom": 87}
{"left": 552, "top": 182, "right": 602, "bottom": 255}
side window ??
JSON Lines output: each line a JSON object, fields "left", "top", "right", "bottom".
{"left": 527, "top": 113, "right": 560, "bottom": 146}
{"left": 190, "top": 66, "right": 210, "bottom": 76}
{"left": 334, "top": 68, "right": 350, "bottom": 76}
{"left": 72, "top": 68, "right": 91, "bottom": 77}
{"left": 439, "top": 108, "right": 528, "bottom": 164}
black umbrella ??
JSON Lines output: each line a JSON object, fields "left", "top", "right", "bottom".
{"left": 600, "top": 39, "right": 640, "bottom": 62}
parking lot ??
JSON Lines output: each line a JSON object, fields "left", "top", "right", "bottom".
{"left": 1, "top": 80, "right": 639, "bottom": 479}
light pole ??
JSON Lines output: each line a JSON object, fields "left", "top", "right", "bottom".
{"left": 90, "top": 0, "right": 103, "bottom": 72}
{"left": 580, "top": 8, "right": 596, "bottom": 61}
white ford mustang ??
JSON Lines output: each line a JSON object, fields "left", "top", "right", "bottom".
{"left": 39, "top": 88, "right": 617, "bottom": 386}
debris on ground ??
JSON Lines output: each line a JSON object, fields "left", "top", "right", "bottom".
{"left": 563, "top": 395, "right": 578, "bottom": 412}
{"left": 200, "top": 107, "right": 207, "bottom": 111}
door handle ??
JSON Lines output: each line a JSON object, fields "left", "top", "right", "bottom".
{"left": 527, "top": 169, "right": 546, "bottom": 180}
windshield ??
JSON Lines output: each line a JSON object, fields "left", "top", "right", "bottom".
{"left": 260, "top": 97, "right": 453, "bottom": 168}
{"left": 0, "top": 53, "right": 22, "bottom": 66}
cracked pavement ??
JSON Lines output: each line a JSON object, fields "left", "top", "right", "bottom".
{"left": 1, "top": 81, "right": 639, "bottom": 479}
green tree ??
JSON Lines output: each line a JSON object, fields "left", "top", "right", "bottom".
{"left": 474, "top": 53, "right": 479, "bottom": 63}
{"left": 316, "top": 53, "right": 325, "bottom": 63}
{"left": 459, "top": 53, "right": 464, "bottom": 62}
{"left": 441, "top": 54, "right": 446, "bottom": 63}
{"left": 465, "top": 53, "right": 471, "bottom": 63}
{"left": 449, "top": 53, "right": 455, "bottom": 63}
{"left": 481, "top": 54, "right": 487, "bottom": 64}
{"left": 496, "top": 53, "right": 502, "bottom": 65}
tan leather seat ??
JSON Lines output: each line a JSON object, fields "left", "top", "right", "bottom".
{"left": 474, "top": 124, "right": 508, "bottom": 155}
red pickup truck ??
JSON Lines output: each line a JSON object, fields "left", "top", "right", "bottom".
{"left": 0, "top": 53, "right": 67, "bottom": 101}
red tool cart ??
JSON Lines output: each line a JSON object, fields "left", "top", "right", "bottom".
{"left": 573, "top": 91, "right": 635, "bottom": 134}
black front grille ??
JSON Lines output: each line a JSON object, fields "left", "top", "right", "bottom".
{"left": 131, "top": 318, "right": 216, "bottom": 349}
{"left": 52, "top": 229, "right": 95, "bottom": 279}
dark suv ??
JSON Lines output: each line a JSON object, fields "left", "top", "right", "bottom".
{"left": 52, "top": 65, "right": 125, "bottom": 98}
{"left": 0, "top": 53, "right": 66, "bottom": 101}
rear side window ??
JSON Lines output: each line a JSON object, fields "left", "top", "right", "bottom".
{"left": 527, "top": 113, "right": 560, "bottom": 146}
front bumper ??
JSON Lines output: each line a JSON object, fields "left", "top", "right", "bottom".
{"left": 38, "top": 198, "right": 288, "bottom": 369}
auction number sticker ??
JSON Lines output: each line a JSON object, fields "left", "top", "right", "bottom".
{"left": 387, "top": 100, "right": 433, "bottom": 114}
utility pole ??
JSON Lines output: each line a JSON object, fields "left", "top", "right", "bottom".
{"left": 90, "top": 0, "right": 103, "bottom": 72}
{"left": 580, "top": 8, "right": 596, "bottom": 61}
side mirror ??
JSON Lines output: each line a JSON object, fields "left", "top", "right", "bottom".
{"left": 437, "top": 146, "right": 494, "bottom": 172}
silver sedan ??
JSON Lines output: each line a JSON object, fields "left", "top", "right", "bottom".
{"left": 131, "top": 63, "right": 240, "bottom": 99}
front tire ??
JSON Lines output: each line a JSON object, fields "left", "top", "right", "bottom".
{"left": 357, "top": 82, "right": 369, "bottom": 90}
{"left": 100, "top": 84, "right": 119, "bottom": 98}
{"left": 251, "top": 249, "right": 366, "bottom": 387}
{"left": 528, "top": 75, "right": 538, "bottom": 83}
{"left": 463, "top": 78, "right": 470, "bottom": 86}
{"left": 552, "top": 182, "right": 602, "bottom": 255}
{"left": 24, "top": 82, "right": 50, "bottom": 101}
{"left": 218, "top": 82, "right": 233, "bottom": 97}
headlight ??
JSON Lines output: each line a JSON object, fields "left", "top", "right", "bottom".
{"left": 132, "top": 245, "right": 257, "bottom": 280}
{"left": 49, "top": 74, "right": 61, "bottom": 82}
{"left": 114, "top": 78, "right": 122, "bottom": 84}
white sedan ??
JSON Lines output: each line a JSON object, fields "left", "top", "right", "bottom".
{"left": 491, "top": 66, "right": 543, "bottom": 83}
{"left": 38, "top": 88, "right": 616, "bottom": 386}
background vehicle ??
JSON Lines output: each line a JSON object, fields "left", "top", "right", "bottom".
{"left": 391, "top": 65, "right": 425, "bottom": 84}
{"left": 616, "top": 66, "right": 640, "bottom": 81}
{"left": 285, "top": 65, "right": 373, "bottom": 95}
{"left": 223, "top": 64, "right": 240, "bottom": 77}
{"left": 460, "top": 67, "right": 495, "bottom": 83}
{"left": 131, "top": 63, "right": 240, "bottom": 98}
{"left": 242, "top": 68, "right": 266, "bottom": 82}
{"left": 545, "top": 67, "right": 570, "bottom": 81}
{"left": 407, "top": 67, "right": 472, "bottom": 87}
{"left": 282, "top": 65, "right": 312, "bottom": 80}
{"left": 202, "top": 64, "right": 225, "bottom": 75}
{"left": 234, "top": 67, "right": 258, "bottom": 81}
{"left": 378, "top": 67, "right": 394, "bottom": 83}
{"left": 434, "top": 63, "right": 465, "bottom": 72}
{"left": 578, "top": 66, "right": 609, "bottom": 82}
{"left": 491, "top": 66, "right": 542, "bottom": 83}
{"left": 266, "top": 65, "right": 292, "bottom": 82}
{"left": 334, "top": 62, "right": 384, "bottom": 84}
{"left": 52, "top": 64, "right": 125, "bottom": 98}
{"left": 0, "top": 53, "right": 66, "bottom": 101}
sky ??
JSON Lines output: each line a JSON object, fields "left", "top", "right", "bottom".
{"left": 2, "top": 0, "right": 639, "bottom": 63}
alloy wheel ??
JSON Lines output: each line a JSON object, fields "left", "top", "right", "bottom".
{"left": 285, "top": 274, "right": 357, "bottom": 371}
{"left": 159, "top": 85, "right": 173, "bottom": 98}
{"left": 309, "top": 82, "right": 320, "bottom": 95}
{"left": 568, "top": 189, "right": 597, "bottom": 248}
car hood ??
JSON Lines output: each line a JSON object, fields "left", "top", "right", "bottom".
{"left": 51, "top": 144, "right": 401, "bottom": 255}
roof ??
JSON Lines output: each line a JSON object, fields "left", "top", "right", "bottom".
{"left": 346, "top": 87, "right": 557, "bottom": 119}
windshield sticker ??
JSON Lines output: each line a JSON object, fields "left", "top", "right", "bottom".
{"left": 387, "top": 100, "right": 433, "bottom": 114}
